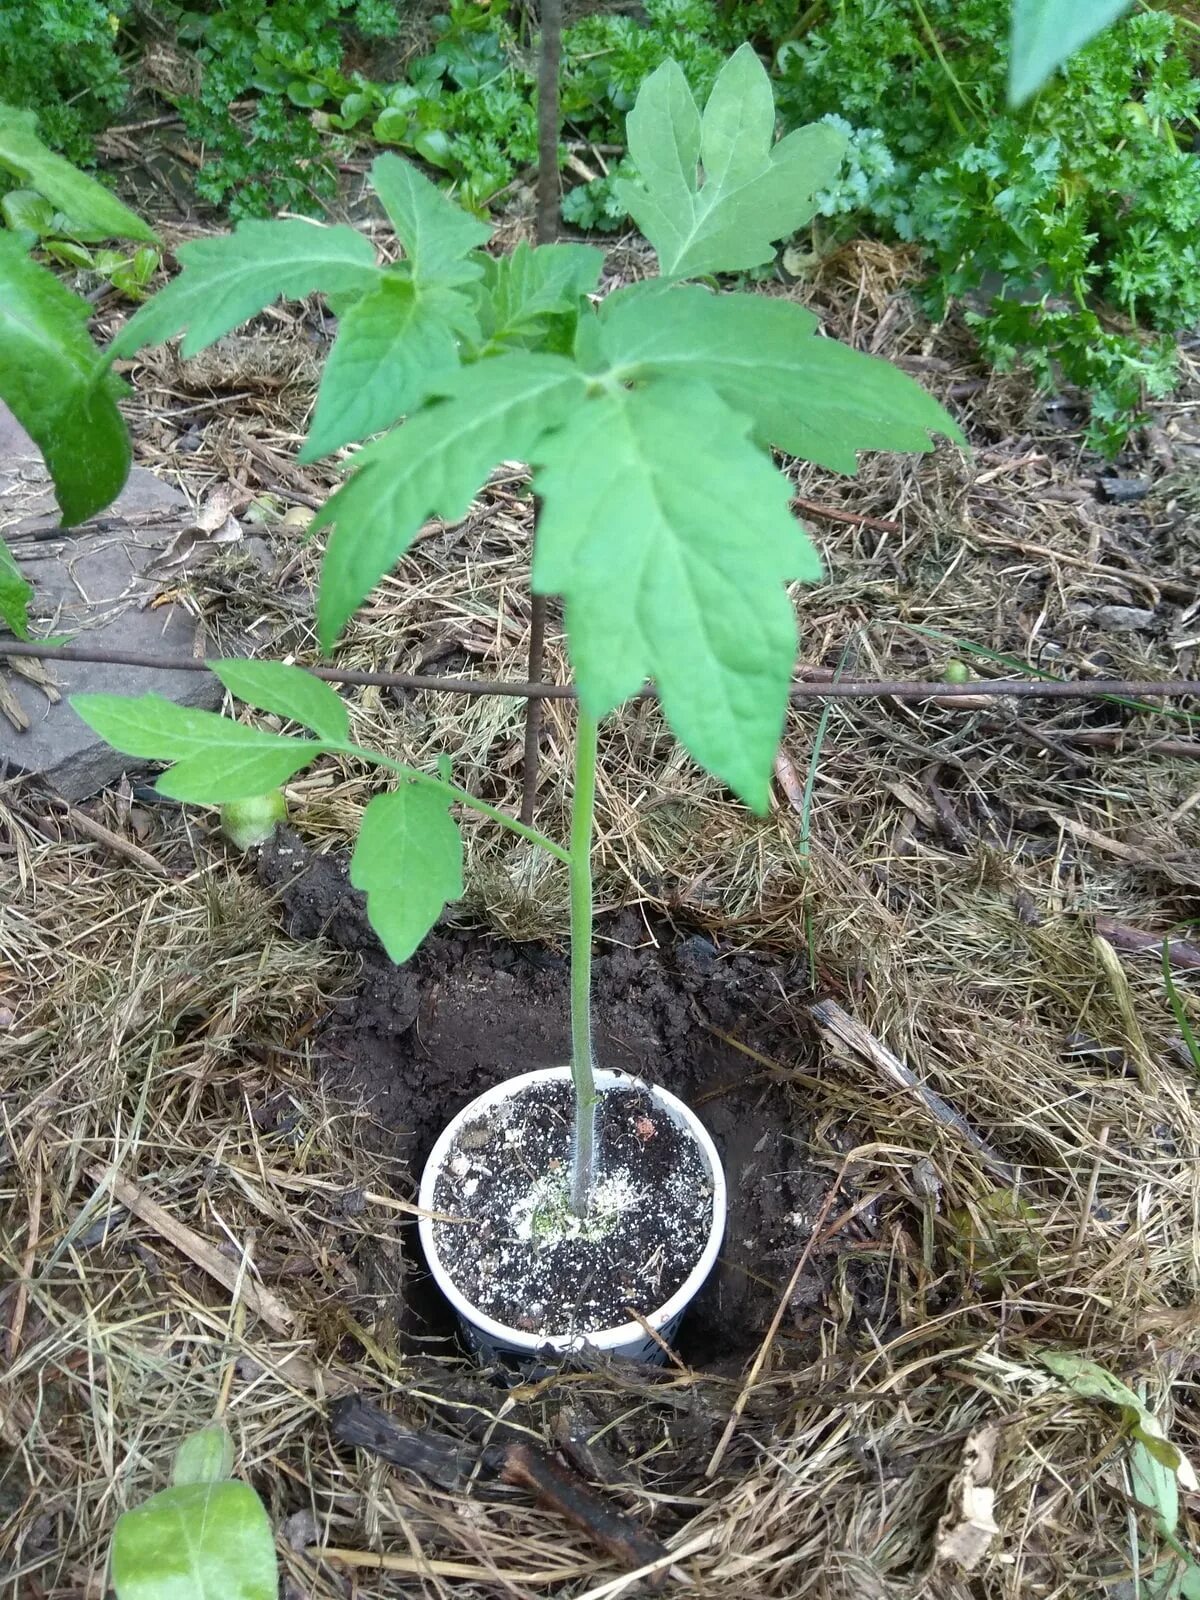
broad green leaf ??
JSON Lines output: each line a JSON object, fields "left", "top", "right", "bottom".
{"left": 0, "top": 537, "right": 33, "bottom": 639}
{"left": 1131, "top": 1437, "right": 1178, "bottom": 1541}
{"left": 1009, "top": 1, "right": 1132, "bottom": 106}
{"left": 2, "top": 188, "right": 58, "bottom": 237}
{"left": 1039, "top": 1354, "right": 1198, "bottom": 1488}
{"left": 370, "top": 153, "right": 490, "bottom": 287}
{"left": 532, "top": 379, "right": 820, "bottom": 811}
{"left": 314, "top": 352, "right": 586, "bottom": 648}
{"left": 209, "top": 659, "right": 349, "bottom": 743}
{"left": 110, "top": 221, "right": 380, "bottom": 359}
{"left": 350, "top": 784, "right": 464, "bottom": 962}
{"left": 595, "top": 284, "right": 964, "bottom": 473}
{"left": 154, "top": 749, "right": 314, "bottom": 804}
{"left": 0, "top": 233, "right": 131, "bottom": 525}
{"left": 0, "top": 104, "right": 157, "bottom": 244}
{"left": 70, "top": 693, "right": 322, "bottom": 803}
{"left": 299, "top": 276, "right": 464, "bottom": 462}
{"left": 173, "top": 1426, "right": 234, "bottom": 1488}
{"left": 616, "top": 48, "right": 845, "bottom": 280}
{"left": 478, "top": 242, "right": 605, "bottom": 344}
{"left": 110, "top": 1480, "right": 276, "bottom": 1600}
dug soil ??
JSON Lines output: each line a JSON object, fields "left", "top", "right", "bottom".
{"left": 259, "top": 832, "right": 883, "bottom": 1367}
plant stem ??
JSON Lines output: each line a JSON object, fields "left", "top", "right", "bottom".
{"left": 568, "top": 706, "right": 599, "bottom": 1216}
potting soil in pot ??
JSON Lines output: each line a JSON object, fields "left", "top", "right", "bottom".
{"left": 429, "top": 1079, "right": 713, "bottom": 1338}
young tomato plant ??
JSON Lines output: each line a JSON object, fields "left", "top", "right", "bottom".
{"left": 69, "top": 45, "right": 961, "bottom": 1213}
{"left": 110, "top": 1422, "right": 277, "bottom": 1600}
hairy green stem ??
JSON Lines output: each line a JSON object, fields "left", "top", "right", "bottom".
{"left": 569, "top": 708, "right": 599, "bottom": 1216}
{"left": 335, "top": 742, "right": 570, "bottom": 863}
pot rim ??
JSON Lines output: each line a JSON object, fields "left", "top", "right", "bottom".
{"left": 417, "top": 1066, "right": 727, "bottom": 1354}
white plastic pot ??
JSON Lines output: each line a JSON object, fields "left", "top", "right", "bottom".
{"left": 418, "top": 1066, "right": 727, "bottom": 1364}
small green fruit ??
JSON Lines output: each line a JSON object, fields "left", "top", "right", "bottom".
{"left": 943, "top": 659, "right": 972, "bottom": 684}
{"left": 220, "top": 791, "right": 286, "bottom": 849}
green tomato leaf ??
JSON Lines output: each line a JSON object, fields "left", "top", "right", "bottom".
{"left": 478, "top": 242, "right": 605, "bottom": 344}
{"left": 69, "top": 693, "right": 323, "bottom": 803}
{"left": 172, "top": 1426, "right": 235, "bottom": 1488}
{"left": 350, "top": 784, "right": 464, "bottom": 963}
{"left": 111, "top": 221, "right": 381, "bottom": 359}
{"left": 369, "top": 153, "right": 490, "bottom": 287}
{"left": 1131, "top": 1436, "right": 1179, "bottom": 1541}
{"left": 314, "top": 352, "right": 586, "bottom": 648}
{"left": 616, "top": 47, "right": 845, "bottom": 280}
{"left": 595, "top": 284, "right": 964, "bottom": 472}
{"left": 0, "top": 536, "right": 33, "bottom": 639}
{"left": 300, "top": 276, "right": 465, "bottom": 462}
{"left": 532, "top": 379, "right": 820, "bottom": 811}
{"left": 209, "top": 659, "right": 349, "bottom": 743}
{"left": 110, "top": 1480, "right": 276, "bottom": 1600}
{"left": 1039, "top": 1354, "right": 1198, "bottom": 1489}
{"left": 1009, "top": 0, "right": 1132, "bottom": 106}
{"left": 0, "top": 233, "right": 131, "bottom": 525}
{"left": 0, "top": 104, "right": 157, "bottom": 245}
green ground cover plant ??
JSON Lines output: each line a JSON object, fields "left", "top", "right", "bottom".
{"left": 0, "top": 0, "right": 131, "bottom": 165}
{"left": 777, "top": 0, "right": 1198, "bottom": 451}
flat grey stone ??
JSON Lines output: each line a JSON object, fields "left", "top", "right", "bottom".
{"left": 1089, "top": 605, "right": 1157, "bottom": 633}
{"left": 1, "top": 403, "right": 223, "bottom": 798}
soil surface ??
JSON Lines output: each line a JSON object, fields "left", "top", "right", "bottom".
{"left": 430, "top": 1079, "right": 712, "bottom": 1336}
{"left": 259, "top": 832, "right": 871, "bottom": 1365}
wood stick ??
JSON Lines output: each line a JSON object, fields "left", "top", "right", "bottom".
{"left": 809, "top": 999, "right": 1015, "bottom": 1182}
{"left": 497, "top": 1441, "right": 669, "bottom": 1587}
{"left": 86, "top": 1164, "right": 295, "bottom": 1334}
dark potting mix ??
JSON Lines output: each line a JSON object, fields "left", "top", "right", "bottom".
{"left": 429, "top": 1080, "right": 714, "bottom": 1338}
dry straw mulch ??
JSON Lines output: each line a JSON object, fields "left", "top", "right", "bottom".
{"left": 3, "top": 237, "right": 1200, "bottom": 1599}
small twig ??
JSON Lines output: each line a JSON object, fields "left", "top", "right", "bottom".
{"left": 1094, "top": 916, "right": 1200, "bottom": 971}
{"left": 498, "top": 1441, "right": 669, "bottom": 1586}
{"left": 6, "top": 1156, "right": 42, "bottom": 1362}
{"left": 306, "top": 1547, "right": 594, "bottom": 1583}
{"left": 1055, "top": 730, "right": 1200, "bottom": 759}
{"left": 809, "top": 999, "right": 1015, "bottom": 1182}
{"left": 4, "top": 641, "right": 1198, "bottom": 705}
{"left": 793, "top": 497, "right": 901, "bottom": 533}
{"left": 42, "top": 798, "right": 170, "bottom": 878}
{"left": 705, "top": 1160, "right": 850, "bottom": 1478}
{"left": 106, "top": 113, "right": 184, "bottom": 135}
{"left": 86, "top": 1164, "right": 296, "bottom": 1335}
{"left": 622, "top": 1304, "right": 690, "bottom": 1372}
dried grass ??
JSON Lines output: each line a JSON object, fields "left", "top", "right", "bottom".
{"left": 3, "top": 237, "right": 1199, "bottom": 1598}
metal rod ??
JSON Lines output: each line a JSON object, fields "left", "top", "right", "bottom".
{"left": 522, "top": 0, "right": 564, "bottom": 823}
{"left": 3, "top": 641, "right": 1198, "bottom": 705}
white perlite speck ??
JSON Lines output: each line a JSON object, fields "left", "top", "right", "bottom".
{"left": 510, "top": 1166, "right": 640, "bottom": 1248}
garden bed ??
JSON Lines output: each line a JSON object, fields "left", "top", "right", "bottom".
{"left": 2, "top": 234, "right": 1199, "bottom": 1597}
